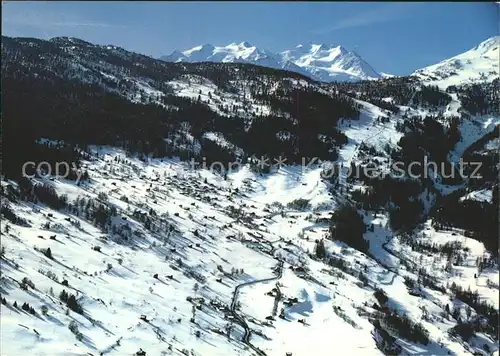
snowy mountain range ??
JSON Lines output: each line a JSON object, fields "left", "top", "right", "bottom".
{"left": 161, "top": 37, "right": 499, "bottom": 84}
{"left": 160, "top": 42, "right": 383, "bottom": 82}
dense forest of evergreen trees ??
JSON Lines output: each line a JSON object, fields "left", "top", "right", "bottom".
{"left": 329, "top": 204, "right": 369, "bottom": 253}
{"left": 393, "top": 115, "right": 461, "bottom": 184}
{"left": 449, "top": 282, "right": 498, "bottom": 337}
{"left": 460, "top": 126, "right": 499, "bottom": 190}
{"left": 447, "top": 78, "right": 500, "bottom": 116}
{"left": 330, "top": 76, "right": 417, "bottom": 108}
{"left": 431, "top": 193, "right": 498, "bottom": 255}
{"left": 412, "top": 85, "right": 452, "bottom": 108}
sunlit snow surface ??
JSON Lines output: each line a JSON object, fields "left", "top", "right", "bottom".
{"left": 1, "top": 98, "right": 498, "bottom": 356}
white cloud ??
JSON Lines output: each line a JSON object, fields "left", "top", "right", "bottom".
{"left": 2, "top": 3, "right": 128, "bottom": 31}
{"left": 311, "top": 3, "right": 422, "bottom": 35}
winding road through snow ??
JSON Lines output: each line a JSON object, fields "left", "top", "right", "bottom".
{"left": 229, "top": 239, "right": 284, "bottom": 356}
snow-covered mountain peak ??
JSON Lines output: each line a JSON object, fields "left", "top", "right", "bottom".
{"left": 188, "top": 44, "right": 215, "bottom": 51}
{"left": 280, "top": 43, "right": 381, "bottom": 82}
{"left": 238, "top": 41, "right": 253, "bottom": 48}
{"left": 49, "top": 36, "right": 94, "bottom": 47}
{"left": 167, "top": 49, "right": 187, "bottom": 58}
{"left": 183, "top": 44, "right": 215, "bottom": 57}
{"left": 282, "top": 43, "right": 345, "bottom": 59}
{"left": 413, "top": 36, "right": 499, "bottom": 88}
{"left": 325, "top": 44, "right": 346, "bottom": 52}
{"left": 473, "top": 35, "right": 499, "bottom": 54}
{"left": 162, "top": 42, "right": 276, "bottom": 64}
{"left": 312, "top": 43, "right": 342, "bottom": 52}
{"left": 161, "top": 42, "right": 382, "bottom": 82}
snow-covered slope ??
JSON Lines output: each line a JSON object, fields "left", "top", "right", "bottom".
{"left": 161, "top": 42, "right": 382, "bottom": 82}
{"left": 1, "top": 139, "right": 498, "bottom": 356}
{"left": 413, "top": 36, "right": 499, "bottom": 88}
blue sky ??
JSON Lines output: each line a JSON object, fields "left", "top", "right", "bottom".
{"left": 2, "top": 1, "right": 498, "bottom": 75}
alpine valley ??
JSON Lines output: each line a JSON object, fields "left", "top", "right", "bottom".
{"left": 0, "top": 34, "right": 499, "bottom": 356}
